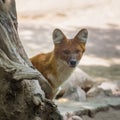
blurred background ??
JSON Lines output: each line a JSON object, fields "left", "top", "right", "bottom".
{"left": 16, "top": 0, "right": 120, "bottom": 87}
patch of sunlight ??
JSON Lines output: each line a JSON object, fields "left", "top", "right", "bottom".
{"left": 98, "top": 82, "right": 118, "bottom": 91}
{"left": 57, "top": 98, "right": 69, "bottom": 103}
{"left": 19, "top": 30, "right": 33, "bottom": 36}
{"left": 116, "top": 45, "right": 120, "bottom": 50}
{"left": 80, "top": 55, "right": 110, "bottom": 67}
{"left": 110, "top": 58, "right": 120, "bottom": 64}
{"left": 83, "top": 105, "right": 95, "bottom": 109}
{"left": 22, "top": 35, "right": 32, "bottom": 40}
{"left": 27, "top": 43, "right": 40, "bottom": 49}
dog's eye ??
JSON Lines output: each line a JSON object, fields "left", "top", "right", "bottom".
{"left": 75, "top": 49, "right": 81, "bottom": 54}
{"left": 63, "top": 50, "right": 70, "bottom": 55}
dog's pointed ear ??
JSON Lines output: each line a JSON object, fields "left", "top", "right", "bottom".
{"left": 75, "top": 29, "right": 88, "bottom": 43}
{"left": 53, "top": 28, "right": 66, "bottom": 44}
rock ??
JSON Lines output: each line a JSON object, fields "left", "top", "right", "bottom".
{"left": 56, "top": 67, "right": 94, "bottom": 101}
{"left": 87, "top": 80, "right": 120, "bottom": 97}
{"left": 63, "top": 112, "right": 83, "bottom": 120}
{"left": 34, "top": 117, "right": 41, "bottom": 120}
{"left": 64, "top": 67, "right": 94, "bottom": 92}
{"left": 62, "top": 86, "right": 86, "bottom": 101}
{"left": 87, "top": 85, "right": 103, "bottom": 97}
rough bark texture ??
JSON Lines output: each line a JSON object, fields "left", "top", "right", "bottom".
{"left": 0, "top": 0, "right": 62, "bottom": 120}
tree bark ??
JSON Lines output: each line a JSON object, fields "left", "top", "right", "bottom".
{"left": 0, "top": 0, "right": 62, "bottom": 120}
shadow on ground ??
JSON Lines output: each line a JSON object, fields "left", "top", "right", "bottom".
{"left": 86, "top": 27, "right": 120, "bottom": 59}
{"left": 20, "top": 25, "right": 120, "bottom": 58}
{"left": 80, "top": 64, "right": 120, "bottom": 81}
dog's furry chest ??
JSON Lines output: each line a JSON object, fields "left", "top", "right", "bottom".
{"left": 47, "top": 60, "right": 74, "bottom": 89}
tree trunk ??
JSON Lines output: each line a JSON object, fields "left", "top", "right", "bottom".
{"left": 0, "top": 0, "right": 62, "bottom": 120}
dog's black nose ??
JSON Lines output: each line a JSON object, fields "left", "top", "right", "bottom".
{"left": 69, "top": 59, "right": 77, "bottom": 67}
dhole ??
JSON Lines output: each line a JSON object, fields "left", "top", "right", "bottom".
{"left": 30, "top": 28, "right": 88, "bottom": 99}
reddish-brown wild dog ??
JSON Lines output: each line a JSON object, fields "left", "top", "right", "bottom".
{"left": 30, "top": 28, "right": 88, "bottom": 99}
